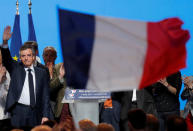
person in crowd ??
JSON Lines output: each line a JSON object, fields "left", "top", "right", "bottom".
{"left": 2, "top": 26, "right": 51, "bottom": 129}
{"left": 97, "top": 123, "right": 115, "bottom": 131}
{"left": 0, "top": 49, "right": 11, "bottom": 131}
{"left": 24, "top": 41, "right": 53, "bottom": 120}
{"left": 52, "top": 118, "right": 76, "bottom": 131}
{"left": 99, "top": 93, "right": 121, "bottom": 131}
{"left": 79, "top": 119, "right": 97, "bottom": 131}
{"left": 166, "top": 115, "right": 187, "bottom": 131}
{"left": 31, "top": 125, "right": 52, "bottom": 131}
{"left": 118, "top": 86, "right": 157, "bottom": 131}
{"left": 145, "top": 114, "right": 160, "bottom": 131}
{"left": 127, "top": 108, "right": 147, "bottom": 131}
{"left": 150, "top": 71, "right": 182, "bottom": 131}
{"left": 42, "top": 119, "right": 57, "bottom": 128}
{"left": 42, "top": 46, "right": 68, "bottom": 122}
{"left": 181, "top": 75, "right": 193, "bottom": 131}
{"left": 11, "top": 129, "right": 24, "bottom": 131}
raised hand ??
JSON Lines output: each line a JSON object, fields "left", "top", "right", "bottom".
{"left": 59, "top": 63, "right": 65, "bottom": 79}
{"left": 3, "top": 26, "right": 12, "bottom": 41}
{"left": 46, "top": 62, "right": 54, "bottom": 79}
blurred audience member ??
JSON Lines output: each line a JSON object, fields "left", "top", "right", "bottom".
{"left": 11, "top": 129, "right": 24, "bottom": 131}
{"left": 52, "top": 118, "right": 75, "bottom": 131}
{"left": 145, "top": 114, "right": 159, "bottom": 131}
{"left": 79, "top": 119, "right": 97, "bottom": 131}
{"left": 127, "top": 109, "right": 146, "bottom": 131}
{"left": 31, "top": 125, "right": 52, "bottom": 131}
{"left": 166, "top": 115, "right": 187, "bottom": 131}
{"left": 97, "top": 123, "right": 115, "bottom": 131}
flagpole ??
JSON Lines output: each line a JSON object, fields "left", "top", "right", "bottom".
{"left": 28, "top": 0, "right": 32, "bottom": 14}
{"left": 16, "top": 0, "right": 19, "bottom": 15}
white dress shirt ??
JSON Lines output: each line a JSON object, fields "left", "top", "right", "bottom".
{"left": 18, "top": 66, "right": 36, "bottom": 105}
{"left": 132, "top": 89, "right": 137, "bottom": 101}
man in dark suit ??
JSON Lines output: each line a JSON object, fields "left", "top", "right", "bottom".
{"left": 2, "top": 26, "right": 51, "bottom": 129}
{"left": 118, "top": 88, "right": 157, "bottom": 131}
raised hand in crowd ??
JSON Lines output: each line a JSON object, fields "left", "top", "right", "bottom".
{"left": 47, "top": 62, "right": 54, "bottom": 79}
{"left": 3, "top": 26, "right": 12, "bottom": 42}
{"left": 159, "top": 77, "right": 177, "bottom": 95}
{"left": 59, "top": 63, "right": 65, "bottom": 80}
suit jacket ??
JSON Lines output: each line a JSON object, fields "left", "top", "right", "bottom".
{"left": 1, "top": 47, "right": 51, "bottom": 123}
{"left": 36, "top": 61, "right": 50, "bottom": 81}
{"left": 119, "top": 91, "right": 142, "bottom": 121}
{"left": 120, "top": 89, "right": 157, "bottom": 121}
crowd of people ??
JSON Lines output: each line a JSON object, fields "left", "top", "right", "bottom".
{"left": 0, "top": 25, "right": 192, "bottom": 131}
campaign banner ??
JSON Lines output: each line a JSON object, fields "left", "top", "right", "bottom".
{"left": 65, "top": 88, "right": 111, "bottom": 100}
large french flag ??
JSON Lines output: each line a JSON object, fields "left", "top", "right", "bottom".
{"left": 58, "top": 8, "right": 190, "bottom": 92}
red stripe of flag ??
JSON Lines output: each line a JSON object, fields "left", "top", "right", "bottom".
{"left": 139, "top": 17, "right": 190, "bottom": 89}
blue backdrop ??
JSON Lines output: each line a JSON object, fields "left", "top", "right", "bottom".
{"left": 0, "top": 0, "right": 192, "bottom": 109}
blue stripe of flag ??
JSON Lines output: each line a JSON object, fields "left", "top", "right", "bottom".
{"left": 59, "top": 8, "right": 95, "bottom": 89}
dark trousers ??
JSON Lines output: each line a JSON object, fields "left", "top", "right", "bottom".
{"left": 120, "top": 101, "right": 138, "bottom": 131}
{"left": 0, "top": 119, "right": 11, "bottom": 131}
{"left": 11, "top": 103, "right": 39, "bottom": 130}
{"left": 157, "top": 110, "right": 180, "bottom": 131}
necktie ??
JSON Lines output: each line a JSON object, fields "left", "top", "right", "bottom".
{"left": 28, "top": 68, "right": 35, "bottom": 108}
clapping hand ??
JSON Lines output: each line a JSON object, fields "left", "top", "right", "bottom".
{"left": 47, "top": 62, "right": 54, "bottom": 79}
{"left": 158, "top": 77, "right": 168, "bottom": 87}
{"left": 183, "top": 76, "right": 193, "bottom": 89}
{"left": 59, "top": 63, "right": 65, "bottom": 79}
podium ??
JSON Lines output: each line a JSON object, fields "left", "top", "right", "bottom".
{"left": 62, "top": 88, "right": 110, "bottom": 128}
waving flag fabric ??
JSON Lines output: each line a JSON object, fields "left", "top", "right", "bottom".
{"left": 58, "top": 8, "right": 190, "bottom": 91}
{"left": 28, "top": 14, "right": 37, "bottom": 42}
{"left": 10, "top": 14, "right": 22, "bottom": 61}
